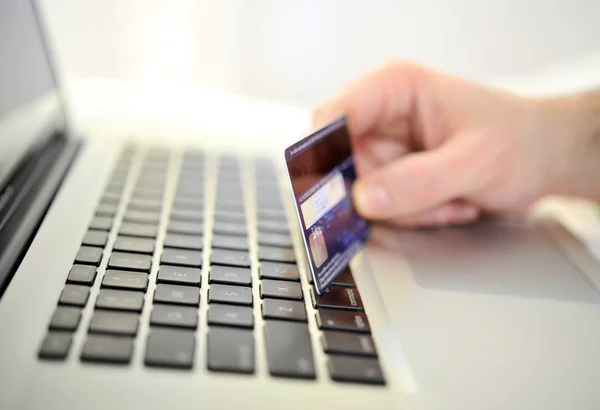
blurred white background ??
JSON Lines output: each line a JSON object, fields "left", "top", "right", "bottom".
{"left": 38, "top": 0, "right": 600, "bottom": 109}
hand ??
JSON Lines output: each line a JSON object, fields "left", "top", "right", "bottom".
{"left": 313, "top": 61, "right": 598, "bottom": 227}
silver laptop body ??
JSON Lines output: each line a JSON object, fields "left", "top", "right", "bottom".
{"left": 1, "top": 2, "right": 599, "bottom": 409}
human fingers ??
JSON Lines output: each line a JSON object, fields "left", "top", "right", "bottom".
{"left": 353, "top": 141, "right": 469, "bottom": 219}
{"left": 385, "top": 200, "right": 480, "bottom": 228}
{"left": 312, "top": 61, "right": 421, "bottom": 141}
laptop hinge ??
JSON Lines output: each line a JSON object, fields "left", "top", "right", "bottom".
{"left": 0, "top": 134, "right": 81, "bottom": 297}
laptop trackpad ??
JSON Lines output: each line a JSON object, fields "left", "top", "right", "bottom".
{"left": 369, "top": 218, "right": 600, "bottom": 303}
{"left": 363, "top": 219, "right": 600, "bottom": 409}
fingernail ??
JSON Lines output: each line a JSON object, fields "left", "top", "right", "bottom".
{"left": 455, "top": 205, "right": 478, "bottom": 220}
{"left": 418, "top": 210, "right": 439, "bottom": 225}
{"left": 353, "top": 181, "right": 389, "bottom": 215}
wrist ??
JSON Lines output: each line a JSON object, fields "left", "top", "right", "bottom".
{"left": 542, "top": 90, "right": 600, "bottom": 200}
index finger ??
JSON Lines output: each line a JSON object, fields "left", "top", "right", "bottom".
{"left": 312, "top": 60, "right": 421, "bottom": 141}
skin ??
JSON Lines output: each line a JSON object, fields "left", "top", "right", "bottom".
{"left": 312, "top": 61, "right": 600, "bottom": 227}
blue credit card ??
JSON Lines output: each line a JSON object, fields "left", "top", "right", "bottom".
{"left": 284, "top": 117, "right": 370, "bottom": 295}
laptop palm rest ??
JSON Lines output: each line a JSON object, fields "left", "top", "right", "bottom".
{"left": 362, "top": 218, "right": 600, "bottom": 409}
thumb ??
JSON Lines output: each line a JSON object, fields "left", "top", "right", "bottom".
{"left": 353, "top": 142, "right": 469, "bottom": 219}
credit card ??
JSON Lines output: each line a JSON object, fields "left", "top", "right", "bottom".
{"left": 284, "top": 117, "right": 369, "bottom": 295}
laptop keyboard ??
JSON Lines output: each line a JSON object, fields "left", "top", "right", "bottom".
{"left": 37, "top": 146, "right": 385, "bottom": 385}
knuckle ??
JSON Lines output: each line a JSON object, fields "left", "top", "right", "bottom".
{"left": 380, "top": 59, "right": 422, "bottom": 83}
{"left": 382, "top": 58, "right": 412, "bottom": 72}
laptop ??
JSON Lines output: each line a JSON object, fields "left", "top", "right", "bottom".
{"left": 1, "top": 1, "right": 600, "bottom": 409}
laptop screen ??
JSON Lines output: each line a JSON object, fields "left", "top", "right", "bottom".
{"left": 0, "top": 0, "right": 66, "bottom": 190}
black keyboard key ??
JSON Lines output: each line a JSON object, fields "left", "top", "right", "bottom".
{"left": 256, "top": 186, "right": 282, "bottom": 196}
{"left": 164, "top": 233, "right": 203, "bottom": 250}
{"left": 101, "top": 192, "right": 121, "bottom": 204}
{"left": 216, "top": 183, "right": 240, "bottom": 192}
{"left": 135, "top": 183, "right": 164, "bottom": 192}
{"left": 75, "top": 246, "right": 103, "bottom": 266}
{"left": 259, "top": 262, "right": 299, "bottom": 281}
{"left": 129, "top": 198, "right": 162, "bottom": 211}
{"left": 331, "top": 268, "right": 356, "bottom": 287}
{"left": 257, "top": 204, "right": 284, "bottom": 214}
{"left": 135, "top": 176, "right": 165, "bottom": 186}
{"left": 124, "top": 210, "right": 160, "bottom": 224}
{"left": 113, "top": 236, "right": 155, "bottom": 254}
{"left": 262, "top": 299, "right": 307, "bottom": 322}
{"left": 145, "top": 328, "right": 195, "bottom": 369}
{"left": 105, "top": 182, "right": 124, "bottom": 194}
{"left": 216, "top": 188, "right": 242, "bottom": 197}
{"left": 183, "top": 150, "right": 205, "bottom": 161}
{"left": 321, "top": 331, "right": 378, "bottom": 357}
{"left": 102, "top": 270, "right": 149, "bottom": 291}
{"left": 216, "top": 176, "right": 240, "bottom": 185}
{"left": 81, "top": 335, "right": 133, "bottom": 364}
{"left": 172, "top": 198, "right": 204, "bottom": 211}
{"left": 96, "top": 203, "right": 117, "bottom": 217}
{"left": 310, "top": 286, "right": 364, "bottom": 311}
{"left": 167, "top": 220, "right": 203, "bottom": 236}
{"left": 215, "top": 200, "right": 244, "bottom": 212}
{"left": 157, "top": 265, "right": 201, "bottom": 286}
{"left": 212, "top": 234, "right": 248, "bottom": 251}
{"left": 150, "top": 305, "right": 198, "bottom": 329}
{"left": 179, "top": 170, "right": 204, "bottom": 179}
{"left": 257, "top": 220, "right": 289, "bottom": 234}
{"left": 209, "top": 266, "right": 251, "bottom": 287}
{"left": 119, "top": 222, "right": 158, "bottom": 238}
{"left": 82, "top": 230, "right": 108, "bottom": 247}
{"left": 257, "top": 209, "right": 287, "bottom": 222}
{"left": 258, "top": 246, "right": 295, "bottom": 263}
{"left": 138, "top": 168, "right": 167, "bottom": 177}
{"left": 257, "top": 197, "right": 284, "bottom": 209}
{"left": 211, "top": 249, "right": 250, "bottom": 268}
{"left": 89, "top": 216, "right": 113, "bottom": 231}
{"left": 160, "top": 248, "right": 202, "bottom": 268}
{"left": 328, "top": 356, "right": 385, "bottom": 385}
{"left": 261, "top": 280, "right": 303, "bottom": 301}
{"left": 49, "top": 306, "right": 81, "bottom": 331}
{"left": 213, "top": 222, "right": 247, "bottom": 236}
{"left": 88, "top": 311, "right": 139, "bottom": 336}
{"left": 38, "top": 332, "right": 72, "bottom": 359}
{"left": 316, "top": 310, "right": 371, "bottom": 333}
{"left": 256, "top": 193, "right": 282, "bottom": 204}
{"left": 208, "top": 284, "right": 252, "bottom": 306}
{"left": 175, "top": 188, "right": 204, "bottom": 200}
{"left": 67, "top": 264, "right": 97, "bottom": 286}
{"left": 170, "top": 209, "right": 203, "bottom": 222}
{"left": 214, "top": 210, "right": 246, "bottom": 224}
{"left": 175, "top": 173, "right": 201, "bottom": 183}
{"left": 264, "top": 321, "right": 315, "bottom": 379}
{"left": 132, "top": 188, "right": 163, "bottom": 200}
{"left": 258, "top": 232, "right": 293, "bottom": 248}
{"left": 96, "top": 289, "right": 144, "bottom": 312}
{"left": 108, "top": 252, "right": 152, "bottom": 272}
{"left": 154, "top": 284, "right": 200, "bottom": 306}
{"left": 207, "top": 328, "right": 254, "bottom": 374}
{"left": 177, "top": 180, "right": 204, "bottom": 189}
{"left": 207, "top": 304, "right": 253, "bottom": 328}
{"left": 59, "top": 285, "right": 90, "bottom": 306}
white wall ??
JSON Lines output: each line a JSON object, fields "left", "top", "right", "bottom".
{"left": 39, "top": 0, "right": 600, "bottom": 108}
